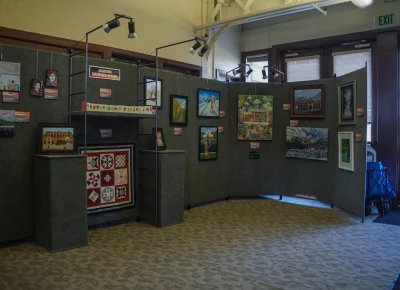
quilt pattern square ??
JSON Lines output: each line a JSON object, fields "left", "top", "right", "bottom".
{"left": 79, "top": 145, "right": 134, "bottom": 213}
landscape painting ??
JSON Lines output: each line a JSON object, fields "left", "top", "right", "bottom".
{"left": 286, "top": 126, "right": 329, "bottom": 161}
{"left": 238, "top": 95, "right": 273, "bottom": 141}
{"left": 39, "top": 124, "right": 76, "bottom": 154}
{"left": 338, "top": 131, "right": 354, "bottom": 171}
{"left": 199, "top": 126, "right": 218, "bottom": 161}
{"left": 291, "top": 85, "right": 325, "bottom": 118}
{"left": 0, "top": 62, "right": 21, "bottom": 91}
{"left": 338, "top": 81, "right": 356, "bottom": 125}
{"left": 197, "top": 89, "right": 220, "bottom": 118}
{"left": 170, "top": 95, "right": 188, "bottom": 126}
{"left": 0, "top": 109, "right": 15, "bottom": 137}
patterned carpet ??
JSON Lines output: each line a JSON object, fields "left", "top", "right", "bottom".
{"left": 0, "top": 199, "right": 399, "bottom": 290}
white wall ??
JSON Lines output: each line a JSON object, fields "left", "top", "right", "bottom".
{"left": 242, "top": 0, "right": 399, "bottom": 51}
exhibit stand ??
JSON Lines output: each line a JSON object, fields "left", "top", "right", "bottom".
{"left": 33, "top": 154, "right": 88, "bottom": 252}
{"left": 139, "top": 150, "right": 186, "bottom": 227}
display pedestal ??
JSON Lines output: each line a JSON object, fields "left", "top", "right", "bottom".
{"left": 140, "top": 150, "right": 185, "bottom": 227}
{"left": 33, "top": 154, "right": 88, "bottom": 252}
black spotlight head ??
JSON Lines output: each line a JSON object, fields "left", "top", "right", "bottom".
{"left": 198, "top": 45, "right": 209, "bottom": 57}
{"left": 103, "top": 19, "right": 120, "bottom": 33}
{"left": 262, "top": 69, "right": 267, "bottom": 79}
{"left": 233, "top": 68, "right": 242, "bottom": 76}
{"left": 246, "top": 68, "right": 253, "bottom": 77}
{"left": 189, "top": 41, "right": 202, "bottom": 55}
{"left": 128, "top": 21, "right": 137, "bottom": 39}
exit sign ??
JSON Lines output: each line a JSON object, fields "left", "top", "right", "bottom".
{"left": 374, "top": 12, "right": 398, "bottom": 28}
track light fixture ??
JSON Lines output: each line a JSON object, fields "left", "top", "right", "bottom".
{"left": 261, "top": 67, "right": 268, "bottom": 79}
{"left": 198, "top": 45, "right": 209, "bottom": 57}
{"left": 103, "top": 19, "right": 121, "bottom": 33}
{"left": 245, "top": 68, "right": 253, "bottom": 77}
{"left": 269, "top": 66, "right": 285, "bottom": 81}
{"left": 233, "top": 68, "right": 242, "bottom": 75}
{"left": 128, "top": 20, "right": 137, "bottom": 39}
{"left": 189, "top": 41, "right": 202, "bottom": 54}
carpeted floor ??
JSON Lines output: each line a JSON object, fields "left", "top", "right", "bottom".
{"left": 374, "top": 210, "right": 400, "bottom": 226}
{"left": 0, "top": 199, "right": 400, "bottom": 290}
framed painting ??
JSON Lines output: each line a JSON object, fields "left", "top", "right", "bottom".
{"left": 237, "top": 95, "right": 273, "bottom": 141}
{"left": 338, "top": 81, "right": 356, "bottom": 125}
{"left": 152, "top": 128, "right": 166, "bottom": 151}
{"left": 338, "top": 131, "right": 354, "bottom": 171}
{"left": 170, "top": 95, "right": 188, "bottom": 126}
{"left": 30, "top": 78, "right": 43, "bottom": 97}
{"left": 45, "top": 69, "right": 58, "bottom": 87}
{"left": 197, "top": 89, "right": 220, "bottom": 118}
{"left": 145, "top": 77, "right": 163, "bottom": 108}
{"left": 291, "top": 85, "right": 325, "bottom": 118}
{"left": 78, "top": 144, "right": 135, "bottom": 213}
{"left": 2, "top": 91, "right": 19, "bottom": 103}
{"left": 286, "top": 126, "right": 329, "bottom": 161}
{"left": 0, "top": 61, "right": 21, "bottom": 91}
{"left": 199, "top": 126, "right": 218, "bottom": 161}
{"left": 38, "top": 123, "right": 77, "bottom": 154}
{"left": 0, "top": 109, "right": 15, "bottom": 137}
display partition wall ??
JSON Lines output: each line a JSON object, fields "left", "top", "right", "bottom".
{"left": 0, "top": 40, "right": 367, "bottom": 244}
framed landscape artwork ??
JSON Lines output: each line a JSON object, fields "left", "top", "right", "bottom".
{"left": 0, "top": 61, "right": 21, "bottom": 91}
{"left": 145, "top": 77, "right": 163, "bottom": 108}
{"left": 38, "top": 123, "right": 76, "bottom": 154}
{"left": 0, "top": 109, "right": 15, "bottom": 137}
{"left": 197, "top": 89, "right": 220, "bottom": 118}
{"left": 237, "top": 95, "right": 273, "bottom": 141}
{"left": 338, "top": 81, "right": 356, "bottom": 125}
{"left": 286, "top": 126, "right": 329, "bottom": 161}
{"left": 291, "top": 85, "right": 325, "bottom": 118}
{"left": 153, "top": 128, "right": 166, "bottom": 151}
{"left": 338, "top": 131, "right": 354, "bottom": 171}
{"left": 170, "top": 95, "right": 188, "bottom": 126}
{"left": 199, "top": 126, "right": 218, "bottom": 161}
{"left": 78, "top": 144, "right": 135, "bottom": 213}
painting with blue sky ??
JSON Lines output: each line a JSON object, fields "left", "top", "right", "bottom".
{"left": 197, "top": 89, "right": 220, "bottom": 118}
{"left": 291, "top": 85, "right": 325, "bottom": 118}
{"left": 0, "top": 62, "right": 21, "bottom": 92}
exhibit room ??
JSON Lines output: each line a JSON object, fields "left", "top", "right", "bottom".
{"left": 0, "top": 0, "right": 399, "bottom": 289}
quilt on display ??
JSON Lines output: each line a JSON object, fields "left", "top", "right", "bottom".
{"left": 79, "top": 145, "right": 134, "bottom": 213}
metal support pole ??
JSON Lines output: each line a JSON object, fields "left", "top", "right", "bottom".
{"left": 68, "top": 51, "right": 73, "bottom": 124}
{"left": 84, "top": 33, "right": 89, "bottom": 154}
{"left": 155, "top": 48, "right": 159, "bottom": 226}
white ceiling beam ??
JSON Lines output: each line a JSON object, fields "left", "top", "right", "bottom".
{"left": 312, "top": 3, "right": 327, "bottom": 15}
{"left": 243, "top": 0, "right": 255, "bottom": 13}
{"left": 234, "top": 0, "right": 245, "bottom": 9}
{"left": 209, "top": 0, "right": 225, "bottom": 22}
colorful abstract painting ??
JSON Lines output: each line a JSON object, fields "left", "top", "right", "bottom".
{"left": 0, "top": 109, "right": 15, "bottom": 137}
{"left": 197, "top": 89, "right": 220, "bottom": 118}
{"left": 199, "top": 126, "right": 218, "bottom": 161}
{"left": 237, "top": 95, "right": 273, "bottom": 141}
{"left": 0, "top": 62, "right": 21, "bottom": 91}
{"left": 286, "top": 127, "right": 329, "bottom": 161}
{"left": 79, "top": 145, "right": 134, "bottom": 213}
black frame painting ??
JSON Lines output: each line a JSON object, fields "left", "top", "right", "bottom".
{"left": 199, "top": 126, "right": 218, "bottom": 161}
{"left": 38, "top": 123, "right": 77, "bottom": 155}
{"left": 45, "top": 69, "right": 58, "bottom": 87}
{"left": 197, "top": 88, "right": 220, "bottom": 118}
{"left": 290, "top": 84, "right": 325, "bottom": 118}
{"left": 152, "top": 127, "right": 167, "bottom": 151}
{"left": 145, "top": 77, "right": 163, "bottom": 109}
{"left": 338, "top": 80, "right": 357, "bottom": 125}
{"left": 170, "top": 95, "right": 188, "bottom": 126}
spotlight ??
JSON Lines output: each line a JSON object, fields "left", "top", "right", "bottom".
{"left": 189, "top": 41, "right": 202, "bottom": 55}
{"left": 246, "top": 68, "right": 253, "bottom": 77}
{"left": 198, "top": 45, "right": 209, "bottom": 57}
{"left": 262, "top": 68, "right": 268, "bottom": 79}
{"left": 233, "top": 68, "right": 242, "bottom": 76}
{"left": 103, "top": 19, "right": 120, "bottom": 33}
{"left": 128, "top": 20, "right": 137, "bottom": 39}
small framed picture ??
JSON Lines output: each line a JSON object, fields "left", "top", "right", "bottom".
{"left": 45, "top": 69, "right": 58, "bottom": 87}
{"left": 15, "top": 111, "right": 31, "bottom": 123}
{"left": 44, "top": 88, "right": 59, "bottom": 100}
{"left": 152, "top": 128, "right": 166, "bottom": 151}
{"left": 100, "top": 88, "right": 112, "bottom": 99}
{"left": 291, "top": 85, "right": 325, "bottom": 118}
{"left": 199, "top": 126, "right": 218, "bottom": 161}
{"left": 197, "top": 89, "right": 220, "bottom": 118}
{"left": 145, "top": 77, "right": 163, "bottom": 108}
{"left": 338, "top": 131, "right": 354, "bottom": 171}
{"left": 30, "top": 78, "right": 43, "bottom": 97}
{"left": 170, "top": 95, "right": 188, "bottom": 126}
{"left": 2, "top": 91, "right": 19, "bottom": 103}
{"left": 38, "top": 123, "right": 77, "bottom": 155}
{"left": 338, "top": 81, "right": 356, "bottom": 125}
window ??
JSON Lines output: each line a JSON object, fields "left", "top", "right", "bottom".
{"left": 333, "top": 49, "right": 372, "bottom": 124}
{"left": 246, "top": 54, "right": 268, "bottom": 83}
{"left": 286, "top": 56, "right": 320, "bottom": 82}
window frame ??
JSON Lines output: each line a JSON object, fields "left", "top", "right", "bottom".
{"left": 285, "top": 55, "right": 322, "bottom": 83}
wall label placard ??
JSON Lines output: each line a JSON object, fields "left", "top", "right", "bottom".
{"left": 249, "top": 151, "right": 260, "bottom": 159}
{"left": 89, "top": 65, "right": 121, "bottom": 81}
{"left": 374, "top": 12, "right": 398, "bottom": 28}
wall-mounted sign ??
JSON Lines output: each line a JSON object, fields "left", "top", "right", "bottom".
{"left": 250, "top": 142, "right": 260, "bottom": 149}
{"left": 356, "top": 133, "right": 363, "bottom": 142}
{"left": 249, "top": 151, "right": 260, "bottom": 159}
{"left": 374, "top": 12, "right": 398, "bottom": 29}
{"left": 357, "top": 108, "right": 364, "bottom": 117}
{"left": 173, "top": 127, "right": 183, "bottom": 136}
{"left": 219, "top": 110, "right": 226, "bottom": 117}
{"left": 283, "top": 104, "right": 291, "bottom": 111}
{"left": 89, "top": 65, "right": 121, "bottom": 81}
{"left": 289, "top": 120, "right": 299, "bottom": 127}
{"left": 218, "top": 126, "right": 224, "bottom": 134}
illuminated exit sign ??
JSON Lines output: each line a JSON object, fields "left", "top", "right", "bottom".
{"left": 374, "top": 12, "right": 398, "bottom": 28}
